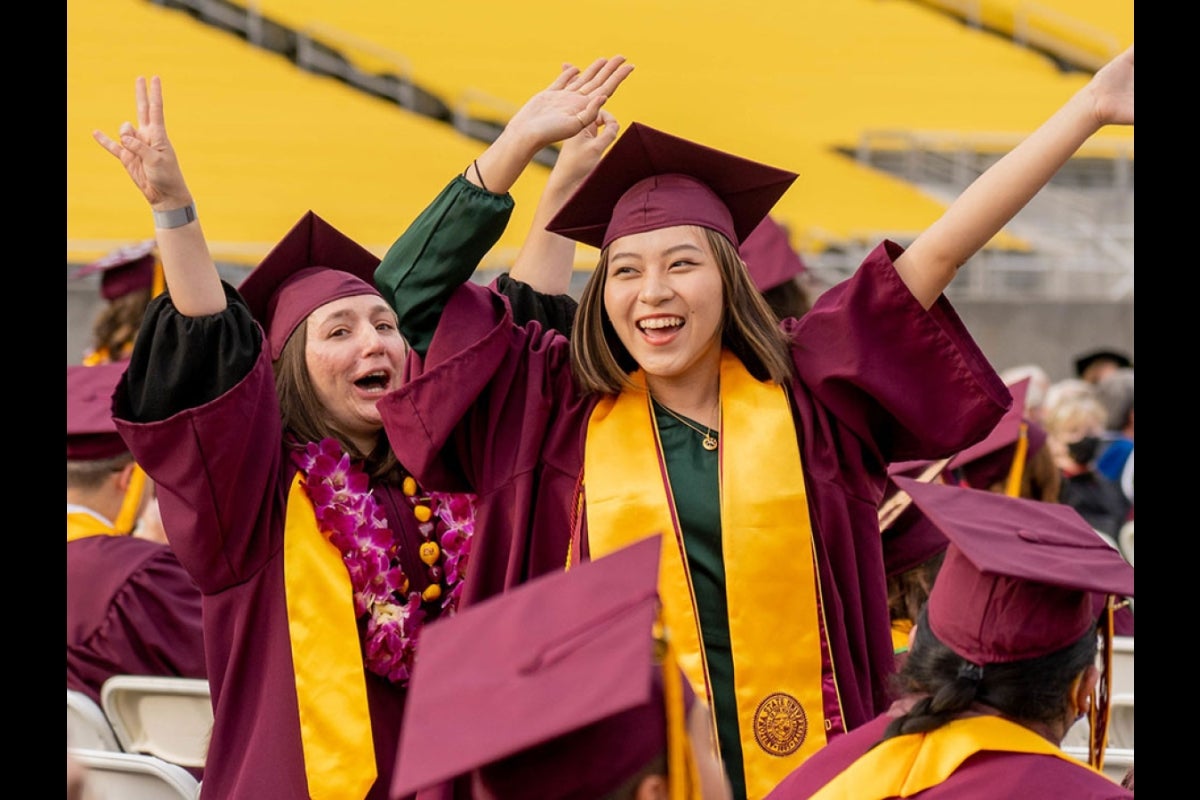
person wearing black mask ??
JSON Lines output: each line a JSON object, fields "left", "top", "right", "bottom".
{"left": 1044, "top": 389, "right": 1131, "bottom": 541}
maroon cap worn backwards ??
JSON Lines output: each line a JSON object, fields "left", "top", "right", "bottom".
{"left": 72, "top": 240, "right": 159, "bottom": 301}
{"left": 545, "top": 122, "right": 798, "bottom": 250}
{"left": 67, "top": 362, "right": 129, "bottom": 461}
{"left": 237, "top": 211, "right": 382, "bottom": 359}
{"left": 894, "top": 477, "right": 1134, "bottom": 665}
{"left": 739, "top": 215, "right": 807, "bottom": 292}
{"left": 390, "top": 535, "right": 688, "bottom": 800}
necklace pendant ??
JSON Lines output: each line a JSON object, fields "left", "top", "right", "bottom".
{"left": 702, "top": 435, "right": 718, "bottom": 451}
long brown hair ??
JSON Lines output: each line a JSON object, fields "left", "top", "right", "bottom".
{"left": 91, "top": 289, "right": 152, "bottom": 360}
{"left": 273, "top": 318, "right": 399, "bottom": 480}
{"left": 570, "top": 226, "right": 795, "bottom": 395}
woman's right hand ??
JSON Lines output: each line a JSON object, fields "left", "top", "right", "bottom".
{"left": 92, "top": 76, "right": 194, "bottom": 212}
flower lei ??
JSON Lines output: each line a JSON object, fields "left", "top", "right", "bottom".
{"left": 297, "top": 438, "right": 475, "bottom": 684}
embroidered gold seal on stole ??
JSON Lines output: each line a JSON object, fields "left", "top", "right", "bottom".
{"left": 753, "top": 692, "right": 807, "bottom": 755}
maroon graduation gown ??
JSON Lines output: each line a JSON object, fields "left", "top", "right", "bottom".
{"left": 379, "top": 239, "right": 1010, "bottom": 736}
{"left": 113, "top": 302, "right": 438, "bottom": 800}
{"left": 762, "top": 712, "right": 1133, "bottom": 799}
{"left": 66, "top": 532, "right": 207, "bottom": 706}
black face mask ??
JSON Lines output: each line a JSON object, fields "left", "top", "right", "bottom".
{"left": 1068, "top": 435, "right": 1102, "bottom": 465}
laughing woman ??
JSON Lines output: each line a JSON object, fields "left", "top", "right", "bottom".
{"left": 92, "top": 56, "right": 632, "bottom": 800}
{"left": 375, "top": 47, "right": 1133, "bottom": 800}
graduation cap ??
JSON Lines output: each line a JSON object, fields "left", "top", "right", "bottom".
{"left": 895, "top": 476, "right": 1133, "bottom": 666}
{"left": 545, "top": 122, "right": 797, "bottom": 250}
{"left": 896, "top": 477, "right": 1133, "bottom": 769}
{"left": 237, "top": 211, "right": 381, "bottom": 359}
{"left": 877, "top": 457, "right": 952, "bottom": 579}
{"left": 944, "top": 377, "right": 1047, "bottom": 496}
{"left": 72, "top": 240, "right": 163, "bottom": 301}
{"left": 67, "top": 362, "right": 129, "bottom": 461}
{"left": 738, "top": 215, "right": 807, "bottom": 293}
{"left": 390, "top": 535, "right": 700, "bottom": 800}
{"left": 1073, "top": 348, "right": 1132, "bottom": 379}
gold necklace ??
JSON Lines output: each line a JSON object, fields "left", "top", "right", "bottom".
{"left": 654, "top": 399, "right": 719, "bottom": 451}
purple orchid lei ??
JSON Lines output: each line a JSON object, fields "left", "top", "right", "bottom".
{"left": 298, "top": 438, "right": 475, "bottom": 684}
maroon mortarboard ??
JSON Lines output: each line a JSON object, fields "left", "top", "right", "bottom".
{"left": 390, "top": 535, "right": 691, "bottom": 800}
{"left": 881, "top": 503, "right": 950, "bottom": 579}
{"left": 879, "top": 459, "right": 952, "bottom": 576}
{"left": 67, "top": 362, "right": 129, "bottom": 460}
{"left": 545, "top": 122, "right": 797, "bottom": 250}
{"left": 944, "top": 377, "right": 1046, "bottom": 492}
{"left": 1074, "top": 348, "right": 1132, "bottom": 378}
{"left": 894, "top": 476, "right": 1134, "bottom": 666}
{"left": 738, "top": 216, "right": 807, "bottom": 292}
{"left": 72, "top": 240, "right": 160, "bottom": 301}
{"left": 877, "top": 457, "right": 951, "bottom": 532}
{"left": 237, "top": 211, "right": 381, "bottom": 359}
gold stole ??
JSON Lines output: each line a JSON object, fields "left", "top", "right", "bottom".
{"left": 282, "top": 474, "right": 377, "bottom": 800}
{"left": 66, "top": 512, "right": 123, "bottom": 541}
{"left": 809, "top": 715, "right": 1109, "bottom": 800}
{"left": 586, "top": 350, "right": 827, "bottom": 799}
{"left": 66, "top": 464, "right": 148, "bottom": 540}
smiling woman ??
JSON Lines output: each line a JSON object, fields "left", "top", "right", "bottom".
{"left": 375, "top": 46, "right": 1133, "bottom": 800}
{"left": 90, "top": 56, "right": 633, "bottom": 800}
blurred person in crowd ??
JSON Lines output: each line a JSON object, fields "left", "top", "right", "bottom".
{"left": 390, "top": 536, "right": 732, "bottom": 800}
{"left": 881, "top": 378, "right": 1051, "bottom": 675}
{"left": 1074, "top": 347, "right": 1132, "bottom": 385}
{"left": 71, "top": 240, "right": 171, "bottom": 542}
{"left": 376, "top": 42, "right": 1131, "bottom": 800}
{"left": 93, "top": 59, "right": 632, "bottom": 800}
{"left": 765, "top": 479, "right": 1134, "bottom": 799}
{"left": 738, "top": 214, "right": 815, "bottom": 322}
{"left": 998, "top": 363, "right": 1051, "bottom": 424}
{"left": 71, "top": 239, "right": 164, "bottom": 365}
{"left": 66, "top": 362, "right": 206, "bottom": 709}
{"left": 1094, "top": 366, "right": 1133, "bottom": 509}
{"left": 1043, "top": 388, "right": 1130, "bottom": 541}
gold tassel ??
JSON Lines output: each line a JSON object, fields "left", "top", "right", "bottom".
{"left": 1003, "top": 422, "right": 1029, "bottom": 498}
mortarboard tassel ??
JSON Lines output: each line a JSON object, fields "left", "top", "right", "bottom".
{"left": 1003, "top": 422, "right": 1029, "bottom": 498}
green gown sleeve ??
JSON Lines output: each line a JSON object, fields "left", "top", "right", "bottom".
{"left": 375, "top": 175, "right": 515, "bottom": 357}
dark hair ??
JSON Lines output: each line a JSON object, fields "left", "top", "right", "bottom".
{"left": 570, "top": 226, "right": 795, "bottom": 395}
{"left": 760, "top": 278, "right": 812, "bottom": 322}
{"left": 882, "top": 607, "right": 1097, "bottom": 741}
{"left": 273, "top": 318, "right": 399, "bottom": 480}
{"left": 887, "top": 550, "right": 946, "bottom": 626}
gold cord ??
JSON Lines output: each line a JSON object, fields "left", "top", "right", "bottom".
{"left": 653, "top": 398, "right": 719, "bottom": 451}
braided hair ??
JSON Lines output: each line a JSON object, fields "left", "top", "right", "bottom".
{"left": 881, "top": 606, "right": 1097, "bottom": 740}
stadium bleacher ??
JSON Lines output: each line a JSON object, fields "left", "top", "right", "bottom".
{"left": 68, "top": 0, "right": 1131, "bottom": 276}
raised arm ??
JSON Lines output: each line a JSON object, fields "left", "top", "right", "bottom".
{"left": 92, "top": 76, "right": 226, "bottom": 317}
{"left": 378, "top": 56, "right": 634, "bottom": 356}
{"left": 464, "top": 56, "right": 633, "bottom": 197}
{"left": 508, "top": 108, "right": 621, "bottom": 295}
{"left": 895, "top": 45, "right": 1134, "bottom": 309}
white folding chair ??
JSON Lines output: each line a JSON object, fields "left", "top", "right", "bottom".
{"left": 69, "top": 747, "right": 199, "bottom": 800}
{"left": 67, "top": 689, "right": 121, "bottom": 752}
{"left": 100, "top": 676, "right": 213, "bottom": 769}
